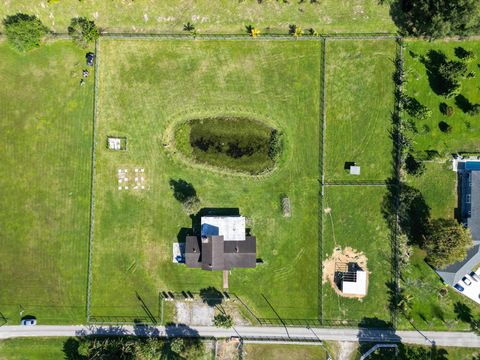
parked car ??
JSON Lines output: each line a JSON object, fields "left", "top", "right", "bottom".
{"left": 86, "top": 52, "right": 95, "bottom": 66}
{"left": 454, "top": 283, "right": 465, "bottom": 292}
{"left": 470, "top": 272, "right": 480, "bottom": 282}
{"left": 463, "top": 276, "right": 472, "bottom": 286}
{"left": 20, "top": 318, "right": 37, "bottom": 326}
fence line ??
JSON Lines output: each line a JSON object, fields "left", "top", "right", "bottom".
{"left": 318, "top": 37, "right": 328, "bottom": 325}
{"left": 86, "top": 38, "right": 100, "bottom": 323}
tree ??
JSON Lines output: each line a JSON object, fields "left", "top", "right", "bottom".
{"left": 213, "top": 313, "right": 233, "bottom": 328}
{"left": 170, "top": 338, "right": 185, "bottom": 354}
{"left": 468, "top": 104, "right": 480, "bottom": 116}
{"left": 3, "top": 13, "right": 49, "bottom": 52}
{"left": 68, "top": 17, "right": 99, "bottom": 47}
{"left": 403, "top": 96, "right": 431, "bottom": 120}
{"left": 391, "top": 0, "right": 480, "bottom": 38}
{"left": 437, "top": 60, "right": 468, "bottom": 97}
{"left": 424, "top": 219, "right": 473, "bottom": 268}
{"left": 404, "top": 153, "right": 425, "bottom": 177}
{"left": 183, "top": 22, "right": 195, "bottom": 32}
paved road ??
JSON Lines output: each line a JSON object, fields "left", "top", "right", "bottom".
{"left": 1, "top": 325, "right": 479, "bottom": 347}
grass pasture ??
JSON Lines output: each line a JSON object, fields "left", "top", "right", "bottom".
{"left": 0, "top": 41, "right": 94, "bottom": 324}
{"left": 322, "top": 186, "right": 392, "bottom": 324}
{"left": 324, "top": 39, "right": 397, "bottom": 182}
{"left": 404, "top": 40, "right": 480, "bottom": 155}
{"left": 0, "top": 1, "right": 395, "bottom": 35}
{"left": 90, "top": 39, "right": 322, "bottom": 320}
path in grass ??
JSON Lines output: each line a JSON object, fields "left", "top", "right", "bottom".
{"left": 90, "top": 39, "right": 321, "bottom": 321}
{"left": 0, "top": 41, "right": 94, "bottom": 323}
{"left": 0, "top": 1, "right": 395, "bottom": 34}
{"left": 322, "top": 186, "right": 392, "bottom": 324}
{"left": 324, "top": 39, "right": 397, "bottom": 182}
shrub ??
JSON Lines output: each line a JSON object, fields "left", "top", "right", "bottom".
{"left": 288, "top": 24, "right": 303, "bottom": 37}
{"left": 213, "top": 313, "right": 234, "bottom": 328}
{"left": 405, "top": 153, "right": 426, "bottom": 177}
{"left": 68, "top": 17, "right": 99, "bottom": 47}
{"left": 403, "top": 96, "right": 432, "bottom": 120}
{"left": 438, "top": 60, "right": 468, "bottom": 98}
{"left": 439, "top": 102, "right": 454, "bottom": 116}
{"left": 170, "top": 338, "right": 185, "bottom": 354}
{"left": 468, "top": 104, "right": 480, "bottom": 116}
{"left": 3, "top": 13, "right": 49, "bottom": 52}
{"left": 268, "top": 130, "right": 283, "bottom": 160}
{"left": 455, "top": 47, "right": 476, "bottom": 61}
{"left": 246, "top": 25, "right": 260, "bottom": 37}
{"left": 183, "top": 22, "right": 195, "bottom": 32}
{"left": 182, "top": 196, "right": 201, "bottom": 215}
{"left": 438, "top": 121, "right": 452, "bottom": 133}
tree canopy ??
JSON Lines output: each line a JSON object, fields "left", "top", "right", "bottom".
{"left": 213, "top": 313, "right": 234, "bottom": 328}
{"left": 68, "top": 17, "right": 99, "bottom": 47}
{"left": 3, "top": 13, "right": 49, "bottom": 52}
{"left": 392, "top": 0, "right": 480, "bottom": 38}
{"left": 424, "top": 218, "right": 473, "bottom": 269}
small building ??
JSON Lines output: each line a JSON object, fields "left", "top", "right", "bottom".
{"left": 107, "top": 136, "right": 127, "bottom": 151}
{"left": 350, "top": 165, "right": 361, "bottom": 176}
{"left": 338, "top": 263, "right": 367, "bottom": 296}
{"left": 185, "top": 216, "right": 256, "bottom": 271}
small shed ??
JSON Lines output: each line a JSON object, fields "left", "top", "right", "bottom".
{"left": 107, "top": 136, "right": 127, "bottom": 151}
{"left": 350, "top": 165, "right": 361, "bottom": 176}
{"left": 342, "top": 269, "right": 367, "bottom": 296}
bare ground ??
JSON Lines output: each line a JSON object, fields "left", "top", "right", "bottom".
{"left": 322, "top": 246, "right": 369, "bottom": 299}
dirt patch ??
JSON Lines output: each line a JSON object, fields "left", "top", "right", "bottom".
{"left": 220, "top": 301, "right": 251, "bottom": 326}
{"left": 322, "top": 246, "right": 369, "bottom": 299}
{"left": 175, "top": 301, "right": 214, "bottom": 326}
{"left": 216, "top": 338, "right": 241, "bottom": 360}
{"left": 338, "top": 341, "right": 358, "bottom": 360}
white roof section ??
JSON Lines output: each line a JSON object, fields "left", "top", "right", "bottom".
{"left": 350, "top": 166, "right": 361, "bottom": 175}
{"left": 453, "top": 270, "right": 480, "bottom": 305}
{"left": 342, "top": 270, "right": 367, "bottom": 296}
{"left": 201, "top": 216, "right": 246, "bottom": 241}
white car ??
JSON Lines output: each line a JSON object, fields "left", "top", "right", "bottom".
{"left": 463, "top": 276, "right": 472, "bottom": 286}
{"left": 20, "top": 318, "right": 36, "bottom": 326}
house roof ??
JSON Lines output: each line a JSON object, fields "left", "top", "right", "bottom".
{"left": 468, "top": 170, "right": 480, "bottom": 241}
{"left": 436, "top": 242, "right": 480, "bottom": 286}
{"left": 201, "top": 216, "right": 246, "bottom": 241}
{"left": 185, "top": 235, "right": 256, "bottom": 271}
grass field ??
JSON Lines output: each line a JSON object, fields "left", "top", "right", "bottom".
{"left": 0, "top": 41, "right": 94, "bottom": 324}
{"left": 324, "top": 39, "right": 397, "bottom": 182}
{"left": 243, "top": 343, "right": 327, "bottom": 360}
{"left": 0, "top": 338, "right": 67, "bottom": 359}
{"left": 89, "top": 39, "right": 322, "bottom": 320}
{"left": 0, "top": 1, "right": 395, "bottom": 34}
{"left": 404, "top": 40, "right": 480, "bottom": 155}
{"left": 322, "top": 187, "right": 392, "bottom": 324}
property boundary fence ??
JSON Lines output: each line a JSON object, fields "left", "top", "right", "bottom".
{"left": 86, "top": 38, "right": 100, "bottom": 323}
{"left": 75, "top": 32, "right": 403, "bottom": 328}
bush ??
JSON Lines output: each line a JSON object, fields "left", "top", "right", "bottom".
{"left": 183, "top": 195, "right": 201, "bottom": 214}
{"left": 438, "top": 60, "right": 468, "bottom": 98}
{"left": 170, "top": 338, "right": 185, "bottom": 354}
{"left": 424, "top": 219, "right": 473, "bottom": 269}
{"left": 438, "top": 121, "right": 452, "bottom": 133}
{"left": 405, "top": 153, "right": 426, "bottom": 177}
{"left": 403, "top": 96, "right": 432, "bottom": 120}
{"left": 3, "top": 13, "right": 49, "bottom": 52}
{"left": 68, "top": 17, "right": 99, "bottom": 47}
{"left": 213, "top": 313, "right": 234, "bottom": 328}
{"left": 439, "top": 102, "right": 454, "bottom": 117}
{"left": 468, "top": 104, "right": 480, "bottom": 116}
{"left": 455, "top": 47, "right": 476, "bottom": 61}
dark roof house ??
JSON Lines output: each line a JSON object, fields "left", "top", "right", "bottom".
{"left": 185, "top": 216, "right": 256, "bottom": 271}
{"left": 436, "top": 160, "right": 480, "bottom": 304}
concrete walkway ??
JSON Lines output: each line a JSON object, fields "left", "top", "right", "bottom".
{"left": 0, "top": 325, "right": 479, "bottom": 347}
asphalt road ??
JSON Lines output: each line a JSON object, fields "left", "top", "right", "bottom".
{"left": 1, "top": 325, "right": 479, "bottom": 347}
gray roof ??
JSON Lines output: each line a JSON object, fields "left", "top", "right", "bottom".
{"left": 436, "top": 242, "right": 480, "bottom": 286}
{"left": 468, "top": 171, "right": 480, "bottom": 241}
{"left": 185, "top": 235, "right": 256, "bottom": 271}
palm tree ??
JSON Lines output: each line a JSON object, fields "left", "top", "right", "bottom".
{"left": 183, "top": 22, "right": 195, "bottom": 32}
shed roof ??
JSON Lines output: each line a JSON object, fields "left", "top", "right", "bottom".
{"left": 342, "top": 270, "right": 367, "bottom": 295}
{"left": 201, "top": 216, "right": 246, "bottom": 241}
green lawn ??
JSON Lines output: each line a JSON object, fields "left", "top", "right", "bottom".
{"left": 322, "top": 186, "right": 392, "bottom": 324}
{"left": 324, "top": 40, "right": 397, "bottom": 182}
{"left": 0, "top": 1, "right": 395, "bottom": 34}
{"left": 0, "top": 338, "right": 67, "bottom": 360}
{"left": 354, "top": 343, "right": 480, "bottom": 360}
{"left": 404, "top": 40, "right": 480, "bottom": 155}
{"left": 90, "top": 39, "right": 321, "bottom": 320}
{"left": 243, "top": 343, "right": 327, "bottom": 360}
{"left": 0, "top": 41, "right": 94, "bottom": 324}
